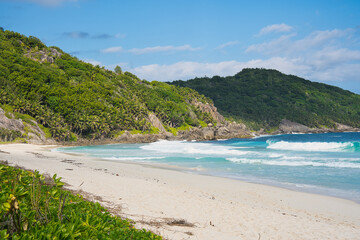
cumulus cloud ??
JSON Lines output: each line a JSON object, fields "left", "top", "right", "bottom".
{"left": 247, "top": 28, "right": 354, "bottom": 56}
{"left": 101, "top": 46, "right": 123, "bottom": 53}
{"left": 128, "top": 44, "right": 200, "bottom": 55}
{"left": 117, "top": 26, "right": 360, "bottom": 92}
{"left": 129, "top": 58, "right": 309, "bottom": 82}
{"left": 129, "top": 56, "right": 360, "bottom": 88}
{"left": 257, "top": 23, "right": 293, "bottom": 36}
{"left": 216, "top": 41, "right": 240, "bottom": 49}
{"left": 12, "top": 0, "right": 78, "bottom": 6}
{"left": 243, "top": 27, "right": 360, "bottom": 83}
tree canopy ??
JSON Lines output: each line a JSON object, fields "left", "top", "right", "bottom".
{"left": 0, "top": 30, "right": 215, "bottom": 141}
{"left": 170, "top": 68, "right": 360, "bottom": 130}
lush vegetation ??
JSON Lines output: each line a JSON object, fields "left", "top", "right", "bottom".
{"left": 0, "top": 29, "right": 214, "bottom": 141}
{"left": 0, "top": 163, "right": 161, "bottom": 239}
{"left": 170, "top": 68, "right": 360, "bottom": 130}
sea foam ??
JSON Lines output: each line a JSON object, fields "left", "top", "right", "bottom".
{"left": 140, "top": 140, "right": 250, "bottom": 156}
{"left": 226, "top": 158, "right": 360, "bottom": 168}
{"left": 266, "top": 140, "right": 353, "bottom": 152}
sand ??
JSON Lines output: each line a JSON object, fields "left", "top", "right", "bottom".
{"left": 1, "top": 143, "right": 360, "bottom": 240}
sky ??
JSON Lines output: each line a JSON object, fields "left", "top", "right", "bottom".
{"left": 1, "top": 0, "right": 360, "bottom": 93}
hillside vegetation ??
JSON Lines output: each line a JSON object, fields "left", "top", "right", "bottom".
{"left": 0, "top": 30, "right": 215, "bottom": 141}
{"left": 170, "top": 68, "right": 360, "bottom": 130}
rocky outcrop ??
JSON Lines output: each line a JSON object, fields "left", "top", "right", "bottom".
{"left": 115, "top": 131, "right": 174, "bottom": 143}
{"left": 24, "top": 47, "right": 62, "bottom": 64}
{"left": 216, "top": 122, "right": 248, "bottom": 139}
{"left": 148, "top": 113, "right": 166, "bottom": 132}
{"left": 334, "top": 123, "right": 359, "bottom": 132}
{"left": 176, "top": 122, "right": 250, "bottom": 141}
{"left": 275, "top": 119, "right": 360, "bottom": 135}
{"left": 278, "top": 119, "right": 311, "bottom": 133}
{"left": 0, "top": 107, "right": 48, "bottom": 143}
{"left": 0, "top": 108, "right": 24, "bottom": 132}
{"left": 191, "top": 100, "right": 225, "bottom": 123}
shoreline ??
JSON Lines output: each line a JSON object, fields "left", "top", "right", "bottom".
{"left": 1, "top": 143, "right": 360, "bottom": 239}
{"left": 57, "top": 145, "right": 360, "bottom": 204}
{"left": 53, "top": 127, "right": 360, "bottom": 146}
{"left": 56, "top": 136, "right": 360, "bottom": 204}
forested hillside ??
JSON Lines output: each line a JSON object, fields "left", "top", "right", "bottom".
{"left": 170, "top": 69, "right": 360, "bottom": 130}
{"left": 0, "top": 30, "right": 215, "bottom": 141}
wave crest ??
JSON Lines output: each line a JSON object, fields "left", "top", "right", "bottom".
{"left": 226, "top": 158, "right": 360, "bottom": 169}
{"left": 266, "top": 140, "right": 355, "bottom": 152}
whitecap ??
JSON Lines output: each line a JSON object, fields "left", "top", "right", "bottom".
{"left": 226, "top": 158, "right": 360, "bottom": 169}
{"left": 266, "top": 140, "right": 353, "bottom": 152}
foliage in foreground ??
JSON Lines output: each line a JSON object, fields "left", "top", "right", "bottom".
{"left": 0, "top": 164, "right": 161, "bottom": 239}
{"left": 170, "top": 68, "right": 360, "bottom": 130}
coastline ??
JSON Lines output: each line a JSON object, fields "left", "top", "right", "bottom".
{"left": 1, "top": 143, "right": 360, "bottom": 239}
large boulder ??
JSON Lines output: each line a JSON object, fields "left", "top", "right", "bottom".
{"left": 0, "top": 107, "right": 48, "bottom": 143}
{"left": 201, "top": 128, "right": 215, "bottom": 140}
{"left": 279, "top": 119, "right": 311, "bottom": 133}
{"left": 0, "top": 108, "right": 24, "bottom": 132}
{"left": 148, "top": 113, "right": 166, "bottom": 133}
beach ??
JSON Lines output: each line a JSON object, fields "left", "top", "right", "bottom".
{"left": 1, "top": 143, "right": 360, "bottom": 240}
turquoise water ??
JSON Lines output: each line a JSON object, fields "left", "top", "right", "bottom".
{"left": 57, "top": 132, "right": 360, "bottom": 202}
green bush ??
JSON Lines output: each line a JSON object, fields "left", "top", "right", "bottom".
{"left": 0, "top": 128, "right": 22, "bottom": 142}
{"left": 0, "top": 164, "right": 162, "bottom": 239}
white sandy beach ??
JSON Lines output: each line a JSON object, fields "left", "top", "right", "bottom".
{"left": 1, "top": 143, "right": 360, "bottom": 240}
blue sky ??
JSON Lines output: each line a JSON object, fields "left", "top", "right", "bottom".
{"left": 1, "top": 0, "right": 360, "bottom": 93}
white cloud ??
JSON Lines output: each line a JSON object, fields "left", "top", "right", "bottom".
{"left": 244, "top": 27, "right": 360, "bottom": 84}
{"left": 246, "top": 33, "right": 296, "bottom": 55}
{"left": 14, "top": 0, "right": 78, "bottom": 6}
{"left": 217, "top": 41, "right": 240, "bottom": 49}
{"left": 129, "top": 53, "right": 360, "bottom": 87}
{"left": 129, "top": 58, "right": 311, "bottom": 82}
{"left": 112, "top": 26, "right": 359, "bottom": 92}
{"left": 247, "top": 28, "right": 354, "bottom": 56}
{"left": 101, "top": 46, "right": 123, "bottom": 53}
{"left": 310, "top": 47, "right": 360, "bottom": 69}
{"left": 258, "top": 23, "right": 293, "bottom": 36}
{"left": 101, "top": 44, "right": 200, "bottom": 55}
{"left": 128, "top": 44, "right": 200, "bottom": 55}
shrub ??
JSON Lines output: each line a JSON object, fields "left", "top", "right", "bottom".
{"left": 0, "top": 164, "right": 162, "bottom": 239}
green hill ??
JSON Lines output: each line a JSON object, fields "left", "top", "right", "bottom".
{"left": 0, "top": 29, "right": 216, "bottom": 141}
{"left": 170, "top": 68, "right": 360, "bottom": 130}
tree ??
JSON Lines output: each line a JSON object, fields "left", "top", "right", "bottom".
{"left": 114, "top": 65, "right": 122, "bottom": 75}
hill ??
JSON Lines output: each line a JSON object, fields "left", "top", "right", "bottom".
{"left": 170, "top": 69, "right": 360, "bottom": 130}
{"left": 0, "top": 29, "right": 222, "bottom": 142}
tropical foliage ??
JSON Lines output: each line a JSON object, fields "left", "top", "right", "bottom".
{"left": 0, "top": 163, "right": 161, "bottom": 239}
{"left": 0, "top": 29, "right": 214, "bottom": 141}
{"left": 170, "top": 68, "right": 360, "bottom": 130}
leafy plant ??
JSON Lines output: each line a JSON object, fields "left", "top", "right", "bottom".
{"left": 0, "top": 164, "right": 162, "bottom": 239}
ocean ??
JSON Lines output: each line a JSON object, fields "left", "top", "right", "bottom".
{"left": 57, "top": 132, "right": 360, "bottom": 202}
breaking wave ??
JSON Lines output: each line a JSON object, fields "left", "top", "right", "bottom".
{"left": 226, "top": 158, "right": 360, "bottom": 169}
{"left": 266, "top": 140, "right": 357, "bottom": 152}
{"left": 140, "top": 140, "right": 250, "bottom": 156}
